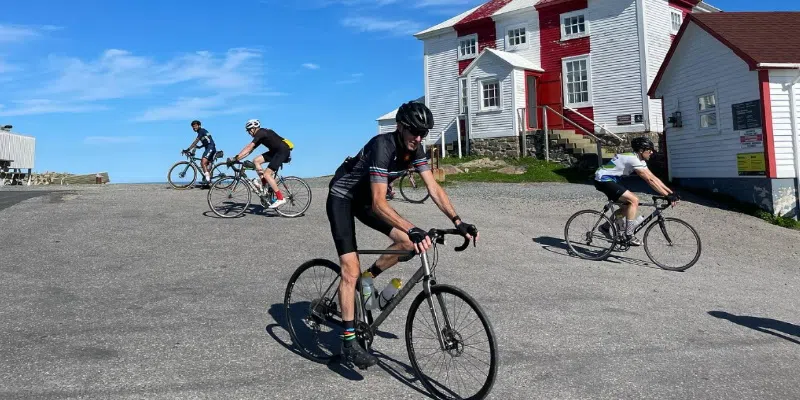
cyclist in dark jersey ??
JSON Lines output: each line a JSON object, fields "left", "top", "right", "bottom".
{"left": 186, "top": 120, "right": 216, "bottom": 185}
{"left": 227, "top": 119, "right": 292, "bottom": 209}
{"left": 327, "top": 101, "right": 479, "bottom": 369}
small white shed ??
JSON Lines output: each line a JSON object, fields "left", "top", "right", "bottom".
{"left": 649, "top": 12, "right": 800, "bottom": 218}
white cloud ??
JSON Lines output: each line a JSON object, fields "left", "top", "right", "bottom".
{"left": 84, "top": 136, "right": 144, "bottom": 145}
{"left": 341, "top": 17, "right": 424, "bottom": 36}
{"left": 335, "top": 72, "right": 364, "bottom": 85}
{"left": 302, "top": 62, "right": 320, "bottom": 70}
{"left": 0, "top": 24, "right": 60, "bottom": 43}
{"left": 132, "top": 95, "right": 259, "bottom": 122}
{"left": 0, "top": 99, "right": 106, "bottom": 117}
{"left": 41, "top": 48, "right": 264, "bottom": 102}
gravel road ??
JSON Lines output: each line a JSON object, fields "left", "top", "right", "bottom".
{"left": 1, "top": 179, "right": 798, "bottom": 399}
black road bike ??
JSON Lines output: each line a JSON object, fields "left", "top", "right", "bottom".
{"left": 284, "top": 229, "right": 498, "bottom": 399}
{"left": 167, "top": 149, "right": 229, "bottom": 189}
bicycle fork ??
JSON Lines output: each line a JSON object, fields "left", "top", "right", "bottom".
{"left": 420, "top": 255, "right": 455, "bottom": 351}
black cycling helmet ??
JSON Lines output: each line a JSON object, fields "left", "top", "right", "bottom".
{"left": 396, "top": 101, "right": 434, "bottom": 135}
{"left": 191, "top": 120, "right": 201, "bottom": 126}
{"left": 631, "top": 136, "right": 655, "bottom": 152}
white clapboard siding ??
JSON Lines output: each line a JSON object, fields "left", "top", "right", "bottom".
{"left": 769, "top": 70, "right": 800, "bottom": 178}
{"left": 644, "top": 0, "right": 676, "bottom": 133}
{"left": 589, "top": 0, "right": 645, "bottom": 133}
{"left": 514, "top": 69, "right": 527, "bottom": 134}
{"left": 424, "top": 32, "right": 460, "bottom": 146}
{"left": 378, "top": 121, "right": 396, "bottom": 135}
{"left": 0, "top": 132, "right": 36, "bottom": 169}
{"left": 494, "top": 9, "right": 541, "bottom": 68}
{"left": 653, "top": 22, "right": 761, "bottom": 179}
{"left": 467, "top": 56, "right": 515, "bottom": 139}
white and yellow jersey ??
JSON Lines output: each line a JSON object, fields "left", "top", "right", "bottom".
{"left": 594, "top": 153, "right": 647, "bottom": 182}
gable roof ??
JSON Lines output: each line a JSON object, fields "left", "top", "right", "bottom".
{"left": 460, "top": 48, "right": 544, "bottom": 77}
{"left": 376, "top": 96, "right": 425, "bottom": 121}
{"left": 415, "top": 0, "right": 540, "bottom": 39}
{"left": 649, "top": 12, "right": 800, "bottom": 98}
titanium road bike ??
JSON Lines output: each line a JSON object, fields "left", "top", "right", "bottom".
{"left": 207, "top": 160, "right": 311, "bottom": 218}
{"left": 284, "top": 229, "right": 498, "bottom": 400}
{"left": 564, "top": 195, "right": 702, "bottom": 271}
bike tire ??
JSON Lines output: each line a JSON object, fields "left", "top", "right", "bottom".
{"left": 399, "top": 171, "right": 430, "bottom": 203}
{"left": 167, "top": 161, "right": 197, "bottom": 189}
{"left": 284, "top": 258, "right": 343, "bottom": 364}
{"left": 274, "top": 176, "right": 312, "bottom": 218}
{"left": 207, "top": 176, "right": 251, "bottom": 218}
{"left": 406, "top": 284, "right": 498, "bottom": 400}
{"left": 210, "top": 162, "right": 234, "bottom": 185}
{"left": 643, "top": 217, "right": 702, "bottom": 271}
{"left": 564, "top": 210, "right": 618, "bottom": 261}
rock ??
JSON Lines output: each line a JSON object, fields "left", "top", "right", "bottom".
{"left": 440, "top": 165, "right": 463, "bottom": 175}
{"left": 461, "top": 157, "right": 508, "bottom": 169}
{"left": 495, "top": 166, "right": 527, "bottom": 175}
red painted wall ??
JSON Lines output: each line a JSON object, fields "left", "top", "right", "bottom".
{"left": 538, "top": 0, "right": 594, "bottom": 134}
{"left": 456, "top": 20, "right": 498, "bottom": 74}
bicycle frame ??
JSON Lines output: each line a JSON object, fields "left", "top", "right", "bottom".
{"left": 226, "top": 162, "right": 286, "bottom": 197}
{"left": 600, "top": 197, "right": 674, "bottom": 239}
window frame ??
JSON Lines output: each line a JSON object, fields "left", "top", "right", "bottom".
{"left": 561, "top": 54, "right": 593, "bottom": 108}
{"left": 458, "top": 77, "right": 468, "bottom": 115}
{"left": 560, "top": 9, "right": 589, "bottom": 41}
{"left": 696, "top": 89, "right": 720, "bottom": 133}
{"left": 478, "top": 77, "right": 501, "bottom": 112}
{"left": 457, "top": 34, "right": 478, "bottom": 60}
{"left": 670, "top": 9, "right": 683, "bottom": 35}
{"left": 505, "top": 23, "right": 528, "bottom": 51}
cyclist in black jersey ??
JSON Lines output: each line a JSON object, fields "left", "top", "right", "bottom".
{"left": 226, "top": 119, "right": 292, "bottom": 209}
{"left": 185, "top": 120, "right": 216, "bottom": 185}
{"left": 327, "top": 101, "right": 479, "bottom": 369}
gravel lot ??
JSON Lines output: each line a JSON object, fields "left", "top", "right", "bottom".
{"left": 1, "top": 179, "right": 799, "bottom": 399}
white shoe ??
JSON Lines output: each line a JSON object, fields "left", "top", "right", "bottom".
{"left": 269, "top": 198, "right": 287, "bottom": 209}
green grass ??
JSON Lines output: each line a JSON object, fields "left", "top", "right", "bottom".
{"left": 437, "top": 156, "right": 590, "bottom": 184}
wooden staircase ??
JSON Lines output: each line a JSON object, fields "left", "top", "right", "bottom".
{"left": 551, "top": 129, "right": 615, "bottom": 160}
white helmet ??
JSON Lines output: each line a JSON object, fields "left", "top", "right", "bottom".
{"left": 245, "top": 119, "right": 260, "bottom": 130}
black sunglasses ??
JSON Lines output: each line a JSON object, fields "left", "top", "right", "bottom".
{"left": 401, "top": 124, "right": 428, "bottom": 138}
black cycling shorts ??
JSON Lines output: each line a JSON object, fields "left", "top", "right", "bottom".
{"left": 261, "top": 149, "right": 290, "bottom": 171}
{"left": 326, "top": 192, "right": 393, "bottom": 256}
{"left": 201, "top": 145, "right": 217, "bottom": 161}
{"left": 594, "top": 180, "right": 629, "bottom": 202}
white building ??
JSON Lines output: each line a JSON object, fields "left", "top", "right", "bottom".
{"left": 649, "top": 12, "right": 800, "bottom": 218}
{"left": 378, "top": 0, "right": 719, "bottom": 156}
{"left": 376, "top": 96, "right": 425, "bottom": 135}
{"left": 0, "top": 126, "right": 36, "bottom": 186}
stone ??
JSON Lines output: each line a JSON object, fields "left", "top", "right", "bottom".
{"left": 461, "top": 157, "right": 508, "bottom": 169}
{"left": 495, "top": 166, "right": 527, "bottom": 175}
{"left": 440, "top": 165, "right": 463, "bottom": 175}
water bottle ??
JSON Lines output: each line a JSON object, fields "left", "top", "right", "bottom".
{"left": 361, "top": 271, "right": 376, "bottom": 310}
{"left": 251, "top": 177, "right": 262, "bottom": 191}
{"left": 378, "top": 278, "right": 402, "bottom": 310}
{"left": 633, "top": 215, "right": 645, "bottom": 227}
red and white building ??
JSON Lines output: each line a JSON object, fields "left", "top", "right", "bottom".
{"left": 380, "top": 0, "right": 719, "bottom": 155}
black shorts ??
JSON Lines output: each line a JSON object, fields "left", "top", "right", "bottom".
{"left": 262, "top": 149, "right": 291, "bottom": 171}
{"left": 326, "top": 193, "right": 393, "bottom": 256}
{"left": 201, "top": 145, "right": 216, "bottom": 161}
{"left": 594, "top": 180, "right": 628, "bottom": 202}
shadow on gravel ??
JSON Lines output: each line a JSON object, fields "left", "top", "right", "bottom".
{"left": 708, "top": 311, "right": 800, "bottom": 345}
{"left": 202, "top": 204, "right": 281, "bottom": 219}
{"left": 532, "top": 236, "right": 658, "bottom": 269}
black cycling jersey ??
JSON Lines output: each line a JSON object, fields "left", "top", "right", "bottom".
{"left": 251, "top": 128, "right": 289, "bottom": 152}
{"left": 329, "top": 132, "right": 430, "bottom": 200}
{"left": 195, "top": 128, "right": 214, "bottom": 148}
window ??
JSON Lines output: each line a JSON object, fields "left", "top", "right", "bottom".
{"left": 459, "top": 78, "right": 468, "bottom": 114}
{"left": 480, "top": 79, "right": 500, "bottom": 110}
{"left": 697, "top": 92, "right": 718, "bottom": 130}
{"left": 506, "top": 25, "right": 527, "bottom": 49}
{"left": 561, "top": 10, "right": 588, "bottom": 40}
{"left": 458, "top": 34, "right": 477, "bottom": 60}
{"left": 562, "top": 55, "right": 592, "bottom": 107}
{"left": 670, "top": 9, "right": 683, "bottom": 34}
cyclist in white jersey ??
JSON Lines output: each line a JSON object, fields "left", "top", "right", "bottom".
{"left": 594, "top": 137, "right": 677, "bottom": 245}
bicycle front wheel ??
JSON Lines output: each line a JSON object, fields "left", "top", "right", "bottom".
{"left": 207, "top": 176, "right": 251, "bottom": 218}
{"left": 643, "top": 217, "right": 702, "bottom": 271}
{"left": 167, "top": 161, "right": 197, "bottom": 189}
{"left": 210, "top": 162, "right": 235, "bottom": 184}
{"left": 399, "top": 171, "right": 430, "bottom": 203}
{"left": 284, "top": 258, "right": 343, "bottom": 364}
{"left": 274, "top": 176, "right": 312, "bottom": 218}
{"left": 564, "top": 210, "right": 618, "bottom": 261}
{"left": 406, "top": 284, "right": 498, "bottom": 400}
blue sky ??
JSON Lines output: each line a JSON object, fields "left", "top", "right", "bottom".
{"left": 0, "top": 0, "right": 795, "bottom": 183}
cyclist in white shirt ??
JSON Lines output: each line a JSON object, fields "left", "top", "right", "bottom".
{"left": 594, "top": 137, "right": 677, "bottom": 245}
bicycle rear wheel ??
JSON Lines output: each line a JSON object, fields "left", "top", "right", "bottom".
{"left": 207, "top": 176, "right": 251, "bottom": 218}
{"left": 274, "top": 176, "right": 312, "bottom": 218}
{"left": 399, "top": 171, "right": 430, "bottom": 203}
{"left": 284, "top": 259, "right": 343, "bottom": 363}
{"left": 167, "top": 161, "right": 197, "bottom": 189}
{"left": 564, "top": 210, "right": 618, "bottom": 261}
{"left": 406, "top": 284, "right": 498, "bottom": 400}
{"left": 643, "top": 217, "right": 702, "bottom": 271}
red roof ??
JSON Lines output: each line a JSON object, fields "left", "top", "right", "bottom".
{"left": 649, "top": 12, "right": 800, "bottom": 98}
{"left": 454, "top": 0, "right": 514, "bottom": 28}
